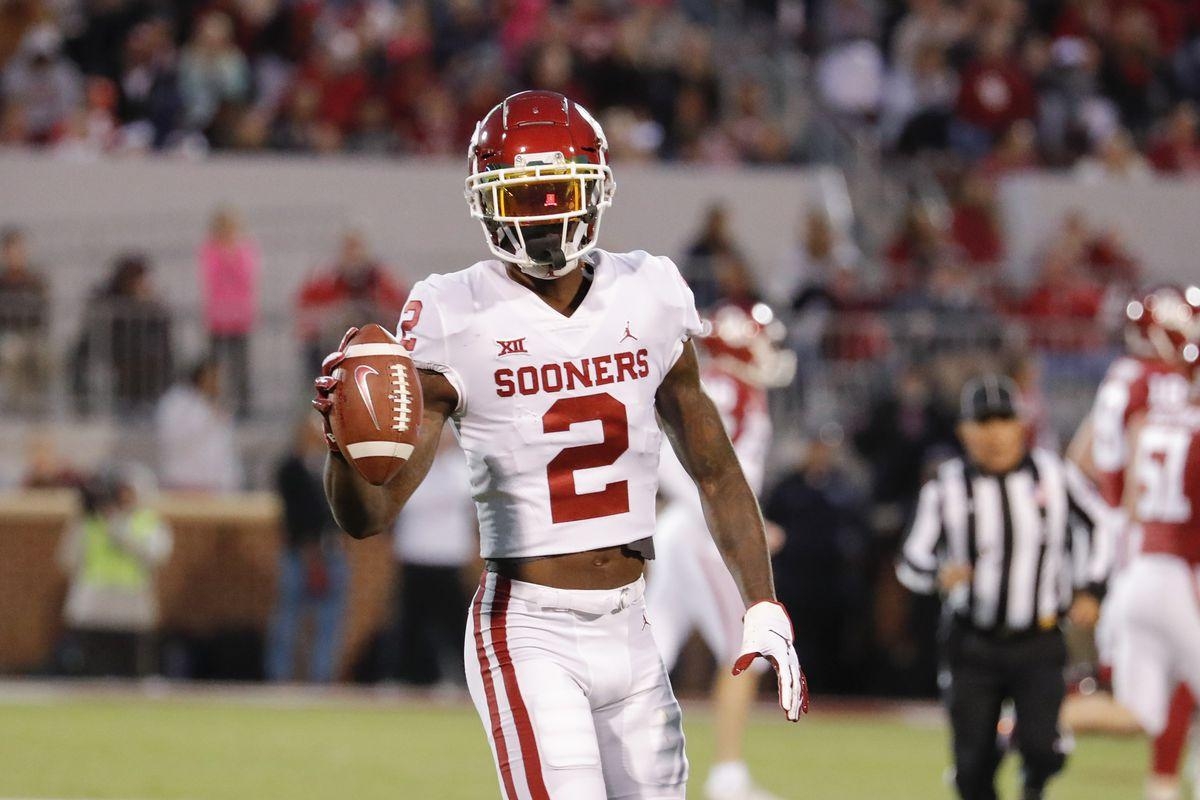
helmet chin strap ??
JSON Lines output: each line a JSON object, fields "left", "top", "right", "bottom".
{"left": 524, "top": 231, "right": 568, "bottom": 273}
{"left": 517, "top": 255, "right": 577, "bottom": 280}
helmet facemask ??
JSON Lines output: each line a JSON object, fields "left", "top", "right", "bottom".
{"left": 466, "top": 153, "right": 614, "bottom": 280}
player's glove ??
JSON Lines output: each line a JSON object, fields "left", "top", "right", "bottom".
{"left": 311, "top": 326, "right": 359, "bottom": 453}
{"left": 732, "top": 600, "right": 809, "bottom": 722}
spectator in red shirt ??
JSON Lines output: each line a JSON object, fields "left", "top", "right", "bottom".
{"left": 952, "top": 27, "right": 1037, "bottom": 156}
{"left": 1147, "top": 102, "right": 1200, "bottom": 174}
{"left": 1023, "top": 214, "right": 1109, "bottom": 349}
{"left": 1052, "top": 0, "right": 1112, "bottom": 42}
{"left": 301, "top": 31, "right": 371, "bottom": 137}
{"left": 885, "top": 200, "right": 949, "bottom": 293}
{"left": 296, "top": 228, "right": 407, "bottom": 377}
{"left": 949, "top": 170, "right": 1004, "bottom": 268}
{"left": 1086, "top": 226, "right": 1141, "bottom": 285}
{"left": 406, "top": 85, "right": 458, "bottom": 156}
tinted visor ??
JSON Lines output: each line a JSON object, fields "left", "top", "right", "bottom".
{"left": 493, "top": 179, "right": 582, "bottom": 217}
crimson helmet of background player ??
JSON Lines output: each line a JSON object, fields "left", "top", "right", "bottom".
{"left": 698, "top": 303, "right": 796, "bottom": 389}
{"left": 1125, "top": 284, "right": 1200, "bottom": 379}
{"left": 465, "top": 90, "right": 615, "bottom": 281}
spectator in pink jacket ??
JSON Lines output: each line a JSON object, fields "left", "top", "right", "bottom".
{"left": 199, "top": 206, "right": 258, "bottom": 417}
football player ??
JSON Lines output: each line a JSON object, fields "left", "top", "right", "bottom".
{"left": 1068, "top": 285, "right": 1200, "bottom": 800}
{"left": 646, "top": 303, "right": 795, "bottom": 800}
{"left": 1112, "top": 301, "right": 1200, "bottom": 800}
{"left": 314, "top": 91, "right": 808, "bottom": 800}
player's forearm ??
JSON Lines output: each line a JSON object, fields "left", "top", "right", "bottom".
{"left": 699, "top": 471, "right": 777, "bottom": 605}
{"left": 323, "top": 452, "right": 399, "bottom": 539}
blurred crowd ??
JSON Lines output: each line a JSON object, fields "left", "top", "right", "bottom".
{"left": 687, "top": 188, "right": 1135, "bottom": 376}
{"left": 0, "top": 0, "right": 1198, "bottom": 171}
{"left": 2, "top": 0, "right": 1193, "bottom": 692}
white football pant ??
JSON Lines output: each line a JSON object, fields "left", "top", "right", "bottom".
{"left": 465, "top": 572, "right": 688, "bottom": 800}
{"left": 1095, "top": 568, "right": 1131, "bottom": 668}
{"left": 1111, "top": 555, "right": 1200, "bottom": 736}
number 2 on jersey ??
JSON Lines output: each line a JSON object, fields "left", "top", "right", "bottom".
{"left": 543, "top": 393, "right": 630, "bottom": 524}
{"left": 398, "top": 300, "right": 422, "bottom": 352}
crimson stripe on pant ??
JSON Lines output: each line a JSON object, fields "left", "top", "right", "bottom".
{"left": 473, "top": 578, "right": 520, "bottom": 800}
{"left": 491, "top": 576, "right": 551, "bottom": 800}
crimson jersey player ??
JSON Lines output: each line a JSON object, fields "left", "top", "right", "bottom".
{"left": 314, "top": 91, "right": 807, "bottom": 800}
{"left": 1074, "top": 287, "right": 1198, "bottom": 518}
{"left": 1072, "top": 285, "right": 1200, "bottom": 800}
{"left": 1115, "top": 393, "right": 1200, "bottom": 796}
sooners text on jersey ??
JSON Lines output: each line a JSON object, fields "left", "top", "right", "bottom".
{"left": 400, "top": 250, "right": 702, "bottom": 559}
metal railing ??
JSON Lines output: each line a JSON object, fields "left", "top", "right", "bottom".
{"left": 0, "top": 299, "right": 308, "bottom": 422}
{"left": 0, "top": 296, "right": 1112, "bottom": 432}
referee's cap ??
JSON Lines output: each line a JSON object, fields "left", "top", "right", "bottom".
{"left": 960, "top": 374, "right": 1020, "bottom": 422}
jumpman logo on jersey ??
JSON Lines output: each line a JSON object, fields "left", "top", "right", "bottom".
{"left": 621, "top": 322, "right": 638, "bottom": 343}
{"left": 642, "top": 613, "right": 651, "bottom": 630}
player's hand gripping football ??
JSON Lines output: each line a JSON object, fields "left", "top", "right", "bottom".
{"left": 312, "top": 326, "right": 359, "bottom": 453}
{"left": 732, "top": 600, "right": 810, "bottom": 721}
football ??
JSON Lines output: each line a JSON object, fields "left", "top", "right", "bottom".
{"left": 329, "top": 323, "right": 423, "bottom": 486}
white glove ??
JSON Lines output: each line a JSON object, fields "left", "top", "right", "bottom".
{"left": 732, "top": 600, "right": 809, "bottom": 722}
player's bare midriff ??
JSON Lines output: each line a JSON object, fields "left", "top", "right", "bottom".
{"left": 487, "top": 545, "right": 645, "bottom": 589}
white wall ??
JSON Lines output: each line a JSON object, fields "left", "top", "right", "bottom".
{"left": 998, "top": 173, "right": 1200, "bottom": 286}
{"left": 7, "top": 155, "right": 1199, "bottom": 325}
{"left": 0, "top": 154, "right": 825, "bottom": 332}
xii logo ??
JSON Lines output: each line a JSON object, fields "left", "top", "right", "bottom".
{"left": 497, "top": 337, "right": 528, "bottom": 357}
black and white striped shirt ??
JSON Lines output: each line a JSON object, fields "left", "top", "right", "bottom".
{"left": 896, "top": 449, "right": 1113, "bottom": 634}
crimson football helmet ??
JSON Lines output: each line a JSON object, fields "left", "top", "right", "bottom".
{"left": 1125, "top": 284, "right": 1200, "bottom": 370}
{"left": 465, "top": 90, "right": 615, "bottom": 280}
{"left": 700, "top": 303, "right": 797, "bottom": 389}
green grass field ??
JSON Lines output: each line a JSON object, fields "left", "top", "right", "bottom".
{"left": 0, "top": 685, "right": 1146, "bottom": 799}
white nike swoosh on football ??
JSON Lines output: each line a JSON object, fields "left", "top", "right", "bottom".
{"left": 354, "top": 364, "right": 382, "bottom": 430}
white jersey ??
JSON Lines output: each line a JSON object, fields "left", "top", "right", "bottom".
{"left": 402, "top": 250, "right": 703, "bottom": 559}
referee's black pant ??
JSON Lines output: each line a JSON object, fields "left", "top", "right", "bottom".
{"left": 942, "top": 622, "right": 1068, "bottom": 800}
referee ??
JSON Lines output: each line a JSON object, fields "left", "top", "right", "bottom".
{"left": 896, "top": 375, "right": 1113, "bottom": 800}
